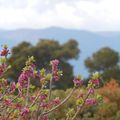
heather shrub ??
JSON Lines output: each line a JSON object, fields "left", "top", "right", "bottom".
{"left": 49, "top": 80, "right": 120, "bottom": 120}
{"left": 0, "top": 45, "right": 101, "bottom": 120}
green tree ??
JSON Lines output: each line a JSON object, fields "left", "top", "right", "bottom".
{"left": 85, "top": 47, "right": 120, "bottom": 83}
{"left": 102, "top": 66, "right": 120, "bottom": 83}
{"left": 7, "top": 39, "right": 80, "bottom": 89}
{"left": 7, "top": 42, "right": 33, "bottom": 81}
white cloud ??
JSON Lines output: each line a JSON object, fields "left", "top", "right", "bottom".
{"left": 0, "top": 0, "right": 119, "bottom": 31}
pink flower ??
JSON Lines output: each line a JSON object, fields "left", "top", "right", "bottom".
{"left": 30, "top": 96, "right": 36, "bottom": 101}
{"left": 4, "top": 99, "right": 12, "bottom": 106}
{"left": 18, "top": 72, "right": 29, "bottom": 88}
{"left": 10, "top": 82, "right": 16, "bottom": 93}
{"left": 51, "top": 59, "right": 60, "bottom": 81}
{"left": 39, "top": 94, "right": 47, "bottom": 101}
{"left": 0, "top": 48, "right": 10, "bottom": 56}
{"left": 86, "top": 98, "right": 97, "bottom": 106}
{"left": 88, "top": 88, "right": 94, "bottom": 94}
{"left": 15, "top": 103, "right": 22, "bottom": 110}
{"left": 41, "top": 114, "right": 47, "bottom": 120}
{"left": 18, "top": 64, "right": 36, "bottom": 88}
{"left": 51, "top": 59, "right": 59, "bottom": 66}
{"left": 73, "top": 77, "right": 83, "bottom": 87}
{"left": 40, "top": 101, "right": 49, "bottom": 108}
{"left": 89, "top": 79, "right": 100, "bottom": 86}
{"left": 51, "top": 98, "right": 60, "bottom": 106}
{"left": 77, "top": 93, "right": 84, "bottom": 99}
{"left": 20, "top": 107, "right": 29, "bottom": 118}
{"left": 0, "top": 63, "right": 7, "bottom": 76}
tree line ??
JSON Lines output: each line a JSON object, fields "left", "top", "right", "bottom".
{"left": 6, "top": 39, "right": 120, "bottom": 89}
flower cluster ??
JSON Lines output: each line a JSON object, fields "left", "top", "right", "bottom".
{"left": 0, "top": 45, "right": 10, "bottom": 77}
{"left": 0, "top": 63, "right": 7, "bottom": 76}
{"left": 20, "top": 106, "right": 29, "bottom": 118}
{"left": 9, "top": 82, "right": 16, "bottom": 93}
{"left": 50, "top": 59, "right": 60, "bottom": 81}
{"left": 86, "top": 98, "right": 97, "bottom": 106}
{"left": 0, "top": 44, "right": 10, "bottom": 56}
{"left": 73, "top": 75, "right": 84, "bottom": 87}
{"left": 18, "top": 57, "right": 36, "bottom": 88}
{"left": 0, "top": 45, "right": 102, "bottom": 120}
{"left": 89, "top": 72, "right": 100, "bottom": 86}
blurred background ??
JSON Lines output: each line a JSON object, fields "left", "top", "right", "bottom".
{"left": 0, "top": 0, "right": 120, "bottom": 119}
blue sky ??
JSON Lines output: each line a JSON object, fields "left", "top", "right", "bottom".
{"left": 0, "top": 0, "right": 120, "bottom": 31}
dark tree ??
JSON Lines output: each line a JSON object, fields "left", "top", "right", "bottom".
{"left": 7, "top": 39, "right": 80, "bottom": 89}
{"left": 85, "top": 47, "right": 120, "bottom": 83}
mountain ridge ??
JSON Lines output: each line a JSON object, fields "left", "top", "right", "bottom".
{"left": 0, "top": 27, "right": 120, "bottom": 77}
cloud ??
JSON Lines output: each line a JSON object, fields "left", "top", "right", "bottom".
{"left": 0, "top": 0, "right": 119, "bottom": 31}
{"left": 0, "top": 0, "right": 27, "bottom": 8}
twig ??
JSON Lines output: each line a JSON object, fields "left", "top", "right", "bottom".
{"left": 30, "top": 90, "right": 41, "bottom": 107}
{"left": 26, "top": 78, "right": 30, "bottom": 106}
{"left": 43, "top": 87, "right": 76, "bottom": 115}
{"left": 48, "top": 78, "right": 53, "bottom": 100}
{"left": 71, "top": 92, "right": 90, "bottom": 120}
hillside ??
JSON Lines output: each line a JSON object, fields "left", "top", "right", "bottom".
{"left": 0, "top": 27, "right": 120, "bottom": 77}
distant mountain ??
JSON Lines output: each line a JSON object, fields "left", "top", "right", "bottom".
{"left": 0, "top": 27, "right": 120, "bottom": 77}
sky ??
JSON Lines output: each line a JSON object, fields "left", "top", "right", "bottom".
{"left": 0, "top": 0, "right": 120, "bottom": 31}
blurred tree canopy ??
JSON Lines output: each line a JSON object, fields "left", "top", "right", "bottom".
{"left": 7, "top": 39, "right": 80, "bottom": 89}
{"left": 85, "top": 47, "right": 120, "bottom": 83}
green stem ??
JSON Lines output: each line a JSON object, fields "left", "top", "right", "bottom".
{"left": 48, "top": 78, "right": 53, "bottom": 100}
{"left": 30, "top": 90, "right": 41, "bottom": 107}
{"left": 26, "top": 78, "right": 30, "bottom": 106}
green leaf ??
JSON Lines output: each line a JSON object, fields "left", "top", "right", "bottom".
{"left": 45, "top": 73, "right": 52, "bottom": 81}
{"left": 30, "top": 105, "right": 37, "bottom": 112}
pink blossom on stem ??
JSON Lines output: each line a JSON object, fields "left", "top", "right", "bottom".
{"left": 18, "top": 64, "right": 36, "bottom": 88}
{"left": 89, "top": 79, "right": 100, "bottom": 86}
{"left": 40, "top": 101, "right": 49, "bottom": 109}
{"left": 51, "top": 98, "right": 60, "bottom": 106}
{"left": 18, "top": 72, "right": 29, "bottom": 88}
{"left": 0, "top": 63, "right": 7, "bottom": 76}
{"left": 77, "top": 93, "right": 84, "bottom": 99}
{"left": 0, "top": 48, "right": 10, "bottom": 56}
{"left": 51, "top": 59, "right": 60, "bottom": 81}
{"left": 30, "top": 96, "right": 36, "bottom": 101}
{"left": 10, "top": 82, "right": 16, "bottom": 93}
{"left": 41, "top": 114, "right": 47, "bottom": 120}
{"left": 73, "top": 77, "right": 84, "bottom": 87}
{"left": 15, "top": 103, "right": 22, "bottom": 110}
{"left": 4, "top": 99, "right": 12, "bottom": 106}
{"left": 88, "top": 88, "right": 95, "bottom": 94}
{"left": 20, "top": 107, "right": 29, "bottom": 118}
{"left": 39, "top": 94, "right": 47, "bottom": 101}
{"left": 86, "top": 98, "right": 97, "bottom": 106}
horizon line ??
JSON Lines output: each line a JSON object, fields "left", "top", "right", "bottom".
{"left": 0, "top": 26, "right": 120, "bottom": 32}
